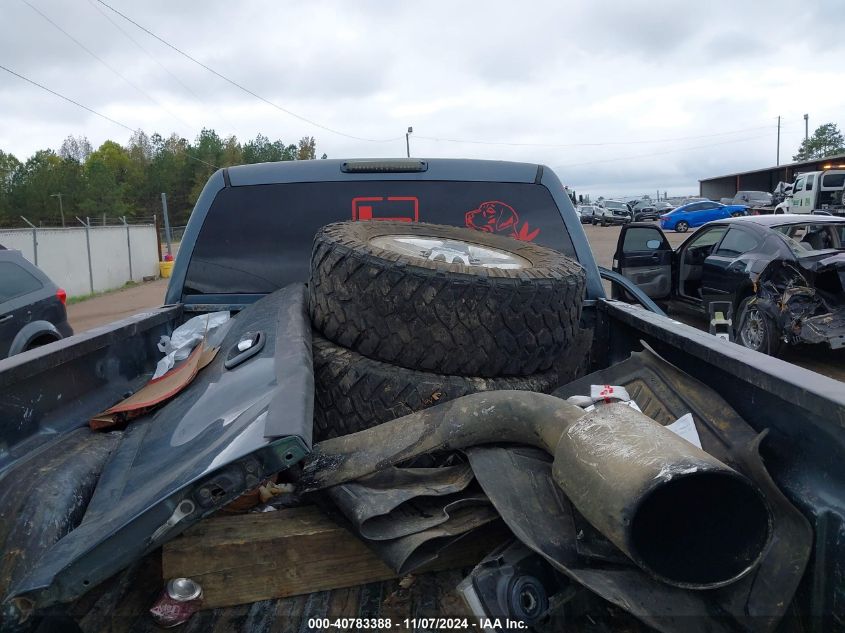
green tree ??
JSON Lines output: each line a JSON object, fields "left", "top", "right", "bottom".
{"left": 11, "top": 150, "right": 65, "bottom": 224}
{"left": 79, "top": 141, "right": 132, "bottom": 220}
{"left": 59, "top": 135, "right": 92, "bottom": 163}
{"left": 188, "top": 128, "right": 226, "bottom": 203}
{"left": 0, "top": 151, "right": 23, "bottom": 225}
{"left": 221, "top": 135, "right": 243, "bottom": 167}
{"left": 297, "top": 136, "right": 316, "bottom": 160}
{"left": 149, "top": 133, "right": 192, "bottom": 223}
{"left": 793, "top": 123, "right": 845, "bottom": 161}
{"left": 0, "top": 128, "right": 320, "bottom": 226}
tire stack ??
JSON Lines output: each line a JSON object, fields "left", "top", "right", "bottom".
{"left": 308, "top": 221, "right": 587, "bottom": 441}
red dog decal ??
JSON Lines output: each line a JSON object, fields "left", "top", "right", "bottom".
{"left": 465, "top": 201, "right": 540, "bottom": 242}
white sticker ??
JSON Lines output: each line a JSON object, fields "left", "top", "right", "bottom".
{"left": 590, "top": 384, "right": 632, "bottom": 403}
{"left": 666, "top": 413, "right": 703, "bottom": 449}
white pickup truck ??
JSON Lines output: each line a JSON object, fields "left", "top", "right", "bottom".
{"left": 775, "top": 168, "right": 845, "bottom": 215}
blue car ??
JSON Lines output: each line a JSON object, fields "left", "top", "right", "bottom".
{"left": 659, "top": 200, "right": 748, "bottom": 232}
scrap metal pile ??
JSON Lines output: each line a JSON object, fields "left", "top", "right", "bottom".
{"left": 297, "top": 222, "right": 811, "bottom": 632}
{"left": 753, "top": 256, "right": 845, "bottom": 349}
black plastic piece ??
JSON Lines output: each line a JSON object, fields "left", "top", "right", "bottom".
{"left": 466, "top": 540, "right": 565, "bottom": 627}
{"left": 224, "top": 331, "right": 264, "bottom": 369}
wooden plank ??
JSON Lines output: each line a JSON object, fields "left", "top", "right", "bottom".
{"left": 162, "top": 505, "right": 503, "bottom": 610}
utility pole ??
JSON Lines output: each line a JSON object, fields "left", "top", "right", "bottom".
{"left": 804, "top": 114, "right": 809, "bottom": 142}
{"left": 405, "top": 126, "right": 413, "bottom": 158}
{"left": 776, "top": 116, "right": 781, "bottom": 166}
{"left": 50, "top": 192, "right": 65, "bottom": 227}
{"left": 160, "top": 192, "right": 173, "bottom": 258}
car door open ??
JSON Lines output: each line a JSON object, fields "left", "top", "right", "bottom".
{"left": 612, "top": 223, "right": 673, "bottom": 299}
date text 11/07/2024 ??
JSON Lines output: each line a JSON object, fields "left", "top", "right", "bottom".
{"left": 307, "top": 617, "right": 529, "bottom": 630}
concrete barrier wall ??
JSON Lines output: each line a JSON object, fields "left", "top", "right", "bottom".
{"left": 0, "top": 225, "right": 159, "bottom": 296}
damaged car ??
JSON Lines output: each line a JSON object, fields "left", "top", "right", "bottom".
{"left": 613, "top": 214, "right": 845, "bottom": 354}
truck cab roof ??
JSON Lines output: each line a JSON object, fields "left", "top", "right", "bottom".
{"left": 225, "top": 158, "right": 544, "bottom": 186}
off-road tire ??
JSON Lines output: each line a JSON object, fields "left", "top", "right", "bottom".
{"left": 312, "top": 336, "right": 573, "bottom": 440}
{"left": 309, "top": 221, "right": 585, "bottom": 377}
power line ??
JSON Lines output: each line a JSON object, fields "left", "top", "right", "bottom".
{"left": 0, "top": 64, "right": 220, "bottom": 170}
{"left": 415, "top": 124, "right": 783, "bottom": 149}
{"left": 94, "top": 0, "right": 403, "bottom": 144}
{"left": 0, "top": 63, "right": 134, "bottom": 133}
{"left": 85, "top": 0, "right": 240, "bottom": 134}
{"left": 21, "top": 0, "right": 196, "bottom": 134}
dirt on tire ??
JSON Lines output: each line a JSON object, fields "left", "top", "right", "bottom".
{"left": 309, "top": 221, "right": 586, "bottom": 377}
{"left": 312, "top": 335, "right": 575, "bottom": 441}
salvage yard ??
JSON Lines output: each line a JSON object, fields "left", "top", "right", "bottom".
{"left": 66, "top": 225, "right": 844, "bottom": 383}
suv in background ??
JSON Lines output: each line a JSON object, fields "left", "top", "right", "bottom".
{"left": 0, "top": 247, "right": 72, "bottom": 357}
{"left": 594, "top": 200, "right": 632, "bottom": 226}
{"left": 577, "top": 204, "right": 599, "bottom": 224}
{"left": 631, "top": 200, "right": 673, "bottom": 221}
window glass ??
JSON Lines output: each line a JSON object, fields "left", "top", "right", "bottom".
{"left": 0, "top": 261, "right": 42, "bottom": 303}
{"left": 685, "top": 226, "right": 728, "bottom": 249}
{"left": 714, "top": 228, "right": 760, "bottom": 256}
{"left": 184, "top": 181, "right": 576, "bottom": 295}
{"left": 623, "top": 227, "right": 664, "bottom": 251}
{"left": 821, "top": 173, "right": 845, "bottom": 188}
{"left": 806, "top": 174, "right": 815, "bottom": 192}
{"left": 775, "top": 223, "right": 845, "bottom": 252}
{"left": 794, "top": 177, "right": 805, "bottom": 192}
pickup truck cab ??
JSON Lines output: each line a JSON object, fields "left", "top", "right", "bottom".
{"left": 775, "top": 169, "right": 845, "bottom": 215}
{"left": 0, "top": 159, "right": 842, "bottom": 632}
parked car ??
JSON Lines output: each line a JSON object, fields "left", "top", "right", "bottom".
{"left": 576, "top": 204, "right": 598, "bottom": 224}
{"left": 613, "top": 215, "right": 845, "bottom": 354}
{"left": 0, "top": 160, "right": 842, "bottom": 632}
{"left": 659, "top": 200, "right": 748, "bottom": 232}
{"left": 732, "top": 191, "right": 773, "bottom": 208}
{"left": 594, "top": 200, "right": 632, "bottom": 226}
{"left": 631, "top": 200, "right": 673, "bottom": 221}
{"left": 0, "top": 246, "right": 71, "bottom": 357}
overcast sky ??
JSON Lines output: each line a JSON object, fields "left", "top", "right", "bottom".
{"left": 2, "top": 0, "right": 843, "bottom": 198}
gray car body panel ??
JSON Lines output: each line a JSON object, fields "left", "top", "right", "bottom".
{"left": 4, "top": 284, "right": 314, "bottom": 608}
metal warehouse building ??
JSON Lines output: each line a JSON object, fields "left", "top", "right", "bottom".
{"left": 699, "top": 153, "right": 845, "bottom": 200}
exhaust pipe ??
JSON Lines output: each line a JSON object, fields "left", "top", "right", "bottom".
{"left": 299, "top": 391, "right": 771, "bottom": 589}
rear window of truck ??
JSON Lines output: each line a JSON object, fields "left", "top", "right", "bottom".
{"left": 183, "top": 181, "right": 576, "bottom": 295}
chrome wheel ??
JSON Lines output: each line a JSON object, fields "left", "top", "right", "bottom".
{"left": 369, "top": 235, "right": 531, "bottom": 269}
{"left": 740, "top": 308, "right": 765, "bottom": 350}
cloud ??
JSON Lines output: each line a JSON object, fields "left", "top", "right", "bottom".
{"left": 1, "top": 0, "right": 843, "bottom": 197}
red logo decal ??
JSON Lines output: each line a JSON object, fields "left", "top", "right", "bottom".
{"left": 465, "top": 201, "right": 540, "bottom": 242}
{"left": 352, "top": 196, "right": 419, "bottom": 222}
